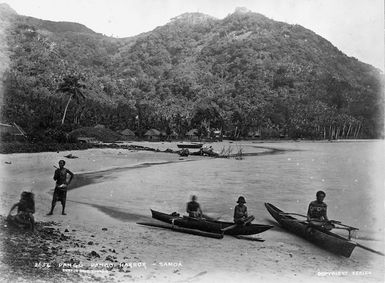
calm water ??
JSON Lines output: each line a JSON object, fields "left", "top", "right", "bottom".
{"left": 74, "top": 140, "right": 385, "bottom": 241}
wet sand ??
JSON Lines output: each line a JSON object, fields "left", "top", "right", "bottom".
{"left": 0, "top": 141, "right": 384, "bottom": 283}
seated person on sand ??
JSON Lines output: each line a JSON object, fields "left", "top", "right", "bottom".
{"left": 234, "top": 196, "right": 254, "bottom": 225}
{"left": 186, "top": 195, "right": 203, "bottom": 218}
{"left": 307, "top": 190, "right": 334, "bottom": 231}
{"left": 7, "top": 191, "right": 35, "bottom": 231}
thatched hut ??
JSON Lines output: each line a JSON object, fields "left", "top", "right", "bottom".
{"left": 144, "top": 129, "right": 161, "bottom": 141}
{"left": 247, "top": 130, "right": 261, "bottom": 139}
{"left": 69, "top": 127, "right": 121, "bottom": 143}
{"left": 120, "top": 129, "right": 136, "bottom": 140}
{"left": 186, "top": 129, "right": 199, "bottom": 141}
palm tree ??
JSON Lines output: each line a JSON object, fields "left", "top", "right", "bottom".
{"left": 57, "top": 74, "right": 86, "bottom": 125}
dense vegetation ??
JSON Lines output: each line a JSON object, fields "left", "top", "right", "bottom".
{"left": 1, "top": 5, "right": 383, "bottom": 141}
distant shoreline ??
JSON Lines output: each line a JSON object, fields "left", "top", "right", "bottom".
{"left": 0, "top": 141, "right": 161, "bottom": 154}
{"left": 1, "top": 139, "right": 381, "bottom": 154}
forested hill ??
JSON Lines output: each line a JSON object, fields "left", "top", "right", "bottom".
{"left": 1, "top": 4, "right": 383, "bottom": 141}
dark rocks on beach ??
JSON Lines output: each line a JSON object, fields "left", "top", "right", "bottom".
{"left": 88, "top": 241, "right": 94, "bottom": 245}
{"left": 88, "top": 251, "right": 100, "bottom": 258}
{"left": 102, "top": 227, "right": 108, "bottom": 231}
{"left": 64, "top": 228, "right": 69, "bottom": 232}
{"left": 0, "top": 215, "right": 86, "bottom": 282}
{"left": 41, "top": 245, "right": 49, "bottom": 251}
{"left": 105, "top": 255, "right": 114, "bottom": 262}
{"left": 60, "top": 233, "right": 68, "bottom": 241}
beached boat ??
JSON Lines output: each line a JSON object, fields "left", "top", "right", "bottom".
{"left": 264, "top": 203, "right": 357, "bottom": 257}
{"left": 151, "top": 209, "right": 273, "bottom": 235}
{"left": 177, "top": 143, "right": 203, "bottom": 149}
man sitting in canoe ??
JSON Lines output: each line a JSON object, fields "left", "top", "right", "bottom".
{"left": 307, "top": 190, "right": 334, "bottom": 231}
{"left": 186, "top": 195, "right": 203, "bottom": 218}
{"left": 234, "top": 196, "right": 254, "bottom": 225}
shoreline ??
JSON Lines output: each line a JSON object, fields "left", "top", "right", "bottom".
{"left": 68, "top": 159, "right": 194, "bottom": 191}
{"left": 1, "top": 138, "right": 382, "bottom": 154}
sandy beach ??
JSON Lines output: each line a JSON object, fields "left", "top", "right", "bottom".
{"left": 0, "top": 141, "right": 384, "bottom": 283}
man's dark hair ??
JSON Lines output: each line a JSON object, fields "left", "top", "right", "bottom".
{"left": 316, "top": 190, "right": 326, "bottom": 197}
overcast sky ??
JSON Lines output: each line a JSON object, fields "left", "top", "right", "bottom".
{"left": 2, "top": 0, "right": 384, "bottom": 71}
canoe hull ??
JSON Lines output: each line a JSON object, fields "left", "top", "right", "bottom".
{"left": 264, "top": 203, "right": 356, "bottom": 257}
{"left": 177, "top": 143, "right": 203, "bottom": 149}
{"left": 151, "top": 210, "right": 273, "bottom": 236}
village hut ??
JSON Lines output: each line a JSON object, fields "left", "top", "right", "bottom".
{"left": 120, "top": 129, "right": 136, "bottom": 140}
{"left": 213, "top": 129, "right": 222, "bottom": 141}
{"left": 94, "top": 124, "right": 105, "bottom": 129}
{"left": 144, "top": 129, "right": 161, "bottom": 141}
{"left": 186, "top": 129, "right": 199, "bottom": 141}
{"left": 0, "top": 122, "right": 27, "bottom": 141}
{"left": 247, "top": 129, "right": 261, "bottom": 139}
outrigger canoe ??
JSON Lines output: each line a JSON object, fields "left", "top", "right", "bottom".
{"left": 264, "top": 203, "right": 356, "bottom": 257}
{"left": 151, "top": 209, "right": 273, "bottom": 235}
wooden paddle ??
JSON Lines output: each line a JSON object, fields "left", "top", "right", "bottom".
{"left": 280, "top": 213, "right": 360, "bottom": 231}
{"left": 329, "top": 220, "right": 359, "bottom": 231}
{"left": 221, "top": 215, "right": 255, "bottom": 232}
{"left": 232, "top": 235, "right": 265, "bottom": 242}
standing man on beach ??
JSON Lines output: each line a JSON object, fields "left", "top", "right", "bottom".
{"left": 47, "top": 160, "right": 74, "bottom": 215}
